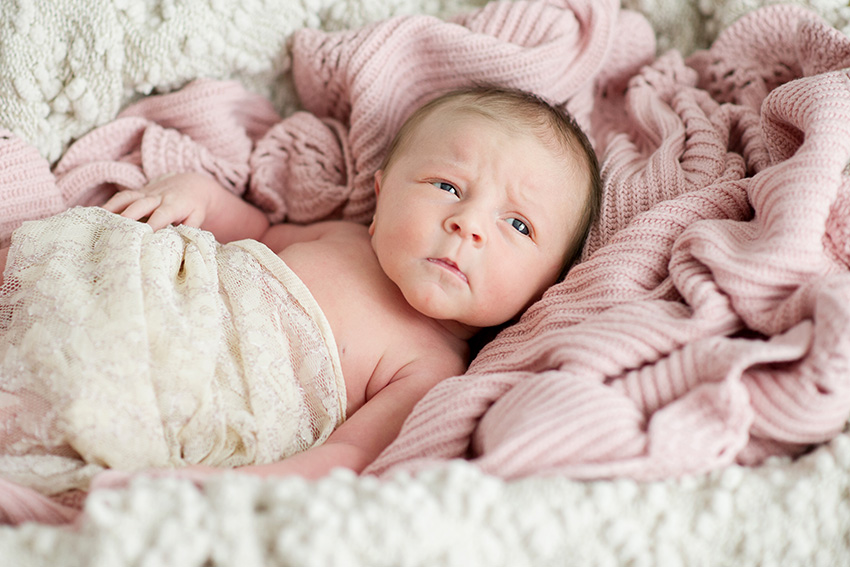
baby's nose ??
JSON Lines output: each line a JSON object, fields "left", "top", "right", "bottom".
{"left": 445, "top": 212, "right": 486, "bottom": 245}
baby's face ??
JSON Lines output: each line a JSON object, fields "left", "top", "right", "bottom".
{"left": 370, "top": 108, "right": 589, "bottom": 330}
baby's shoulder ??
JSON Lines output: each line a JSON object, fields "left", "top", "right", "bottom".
{"left": 381, "top": 340, "right": 467, "bottom": 401}
{"left": 309, "top": 221, "right": 374, "bottom": 258}
{"left": 319, "top": 220, "right": 369, "bottom": 239}
{"left": 261, "top": 219, "right": 367, "bottom": 253}
{"left": 392, "top": 329, "right": 469, "bottom": 384}
{"left": 276, "top": 220, "right": 371, "bottom": 265}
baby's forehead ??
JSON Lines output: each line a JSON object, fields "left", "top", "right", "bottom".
{"left": 415, "top": 105, "right": 586, "bottom": 180}
{"left": 427, "top": 108, "right": 588, "bottom": 202}
{"left": 420, "top": 103, "right": 581, "bottom": 159}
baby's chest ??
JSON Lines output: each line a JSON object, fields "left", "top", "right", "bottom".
{"left": 328, "top": 288, "right": 444, "bottom": 416}
{"left": 282, "top": 244, "right": 420, "bottom": 392}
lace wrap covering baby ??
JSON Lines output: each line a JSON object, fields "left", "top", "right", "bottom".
{"left": 0, "top": 207, "right": 346, "bottom": 495}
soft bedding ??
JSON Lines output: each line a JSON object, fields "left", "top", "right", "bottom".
{"left": 2, "top": 0, "right": 850, "bottom": 565}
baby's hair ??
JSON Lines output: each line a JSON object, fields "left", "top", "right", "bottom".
{"left": 380, "top": 85, "right": 602, "bottom": 280}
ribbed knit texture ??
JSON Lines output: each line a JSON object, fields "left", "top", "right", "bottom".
{"left": 365, "top": 4, "right": 850, "bottom": 479}
{"left": 285, "top": 0, "right": 625, "bottom": 222}
{"left": 0, "top": 132, "right": 65, "bottom": 247}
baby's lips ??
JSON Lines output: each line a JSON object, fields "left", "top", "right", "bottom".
{"left": 428, "top": 257, "right": 469, "bottom": 284}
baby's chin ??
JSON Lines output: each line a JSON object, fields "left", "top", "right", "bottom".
{"left": 436, "top": 318, "right": 482, "bottom": 341}
{"left": 433, "top": 311, "right": 510, "bottom": 340}
{"left": 404, "top": 300, "right": 481, "bottom": 339}
{"left": 400, "top": 285, "right": 522, "bottom": 336}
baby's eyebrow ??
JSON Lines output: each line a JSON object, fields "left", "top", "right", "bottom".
{"left": 435, "top": 155, "right": 471, "bottom": 172}
{"left": 504, "top": 182, "right": 540, "bottom": 215}
{"left": 419, "top": 158, "right": 473, "bottom": 183}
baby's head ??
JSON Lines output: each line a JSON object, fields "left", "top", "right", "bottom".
{"left": 370, "top": 86, "right": 601, "bottom": 335}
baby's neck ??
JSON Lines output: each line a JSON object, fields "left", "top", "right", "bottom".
{"left": 432, "top": 318, "right": 479, "bottom": 342}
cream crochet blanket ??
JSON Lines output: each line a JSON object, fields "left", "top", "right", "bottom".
{"left": 2, "top": 0, "right": 850, "bottom": 565}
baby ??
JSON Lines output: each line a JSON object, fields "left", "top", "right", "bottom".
{"left": 0, "top": 87, "right": 600, "bottom": 488}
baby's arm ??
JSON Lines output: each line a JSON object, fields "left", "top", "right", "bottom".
{"left": 103, "top": 172, "right": 270, "bottom": 243}
{"left": 94, "top": 368, "right": 451, "bottom": 490}
{"left": 237, "top": 356, "right": 464, "bottom": 479}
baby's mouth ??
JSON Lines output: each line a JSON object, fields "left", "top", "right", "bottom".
{"left": 428, "top": 257, "right": 468, "bottom": 284}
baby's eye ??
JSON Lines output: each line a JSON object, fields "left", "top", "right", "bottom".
{"left": 432, "top": 181, "right": 459, "bottom": 196}
{"left": 508, "top": 218, "right": 530, "bottom": 236}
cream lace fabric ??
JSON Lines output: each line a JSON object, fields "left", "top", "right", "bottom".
{"left": 0, "top": 207, "right": 345, "bottom": 496}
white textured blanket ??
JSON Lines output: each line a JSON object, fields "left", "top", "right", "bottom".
{"left": 2, "top": 1, "right": 850, "bottom": 566}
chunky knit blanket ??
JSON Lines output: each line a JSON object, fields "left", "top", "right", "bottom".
{"left": 2, "top": 0, "right": 850, "bottom": 565}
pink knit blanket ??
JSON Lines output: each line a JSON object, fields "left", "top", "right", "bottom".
{"left": 2, "top": 0, "right": 850, "bottom": 524}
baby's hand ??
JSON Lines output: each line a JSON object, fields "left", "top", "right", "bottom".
{"left": 102, "top": 172, "right": 217, "bottom": 232}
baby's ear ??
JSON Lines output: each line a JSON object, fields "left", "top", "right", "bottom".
{"left": 374, "top": 170, "right": 383, "bottom": 196}
{"left": 368, "top": 171, "right": 382, "bottom": 235}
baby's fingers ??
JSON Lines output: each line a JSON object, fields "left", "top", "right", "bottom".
{"left": 146, "top": 200, "right": 204, "bottom": 232}
{"left": 113, "top": 195, "right": 163, "bottom": 226}
{"left": 102, "top": 190, "right": 147, "bottom": 214}
{"left": 103, "top": 191, "right": 166, "bottom": 227}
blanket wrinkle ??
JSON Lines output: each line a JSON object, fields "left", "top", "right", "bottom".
{"left": 745, "top": 277, "right": 850, "bottom": 442}
{"left": 248, "top": 113, "right": 353, "bottom": 224}
{"left": 0, "top": 477, "right": 79, "bottom": 526}
{"left": 733, "top": 71, "right": 850, "bottom": 336}
{"left": 797, "top": 17, "right": 850, "bottom": 77}
{"left": 584, "top": 50, "right": 732, "bottom": 256}
{"left": 50, "top": 79, "right": 281, "bottom": 213}
{"left": 825, "top": 177, "right": 850, "bottom": 267}
{"left": 471, "top": 172, "right": 753, "bottom": 379}
{"left": 0, "top": 131, "right": 65, "bottom": 248}
{"left": 687, "top": 5, "right": 850, "bottom": 112}
{"left": 116, "top": 78, "right": 280, "bottom": 148}
{"left": 365, "top": 4, "right": 850, "bottom": 480}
